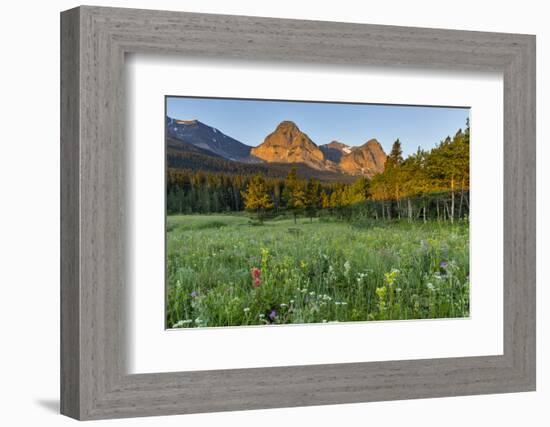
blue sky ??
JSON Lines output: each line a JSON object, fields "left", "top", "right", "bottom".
{"left": 166, "top": 97, "right": 470, "bottom": 157}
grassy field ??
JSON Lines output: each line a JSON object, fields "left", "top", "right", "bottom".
{"left": 166, "top": 214, "right": 469, "bottom": 328}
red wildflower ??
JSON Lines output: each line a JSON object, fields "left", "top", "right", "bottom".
{"left": 251, "top": 267, "right": 262, "bottom": 288}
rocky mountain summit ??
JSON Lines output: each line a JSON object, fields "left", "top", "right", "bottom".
{"left": 339, "top": 139, "right": 387, "bottom": 176}
{"left": 251, "top": 121, "right": 386, "bottom": 176}
{"left": 251, "top": 121, "right": 328, "bottom": 170}
{"left": 167, "top": 117, "right": 387, "bottom": 178}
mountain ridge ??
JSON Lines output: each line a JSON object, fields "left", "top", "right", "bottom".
{"left": 167, "top": 117, "right": 387, "bottom": 178}
{"left": 166, "top": 117, "right": 255, "bottom": 162}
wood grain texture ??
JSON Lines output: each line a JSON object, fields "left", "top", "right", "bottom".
{"left": 60, "top": 7, "right": 80, "bottom": 419}
{"left": 60, "top": 5, "right": 536, "bottom": 420}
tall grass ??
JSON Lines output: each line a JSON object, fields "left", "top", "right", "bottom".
{"left": 166, "top": 214, "right": 469, "bottom": 328}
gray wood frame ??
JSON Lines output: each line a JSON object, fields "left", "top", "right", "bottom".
{"left": 60, "top": 5, "right": 536, "bottom": 420}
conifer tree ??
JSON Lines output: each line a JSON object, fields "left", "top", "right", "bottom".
{"left": 320, "top": 191, "right": 330, "bottom": 210}
{"left": 305, "top": 178, "right": 321, "bottom": 221}
{"left": 283, "top": 168, "right": 306, "bottom": 224}
{"left": 385, "top": 138, "right": 404, "bottom": 169}
{"left": 383, "top": 139, "right": 405, "bottom": 217}
{"left": 241, "top": 175, "right": 274, "bottom": 223}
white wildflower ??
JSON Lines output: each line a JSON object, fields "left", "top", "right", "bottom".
{"left": 344, "top": 260, "right": 351, "bottom": 276}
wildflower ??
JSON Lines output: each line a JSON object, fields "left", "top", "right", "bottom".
{"left": 344, "top": 260, "right": 351, "bottom": 276}
{"left": 260, "top": 248, "right": 270, "bottom": 269}
{"left": 290, "top": 299, "right": 295, "bottom": 304}
{"left": 172, "top": 320, "right": 184, "bottom": 328}
{"left": 190, "top": 291, "right": 198, "bottom": 298}
{"left": 375, "top": 286, "right": 387, "bottom": 300}
{"left": 280, "top": 303, "right": 288, "bottom": 308}
{"left": 356, "top": 271, "right": 369, "bottom": 284}
{"left": 426, "top": 282, "right": 435, "bottom": 292}
{"left": 243, "top": 307, "right": 250, "bottom": 313}
{"left": 251, "top": 267, "right": 262, "bottom": 288}
{"left": 269, "top": 310, "right": 277, "bottom": 321}
{"left": 384, "top": 269, "right": 400, "bottom": 286}
{"left": 440, "top": 261, "right": 448, "bottom": 269}
{"left": 341, "top": 302, "right": 348, "bottom": 306}
{"left": 300, "top": 260, "right": 307, "bottom": 269}
{"left": 259, "top": 313, "right": 265, "bottom": 319}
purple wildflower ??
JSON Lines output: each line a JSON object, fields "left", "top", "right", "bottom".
{"left": 190, "top": 291, "right": 198, "bottom": 298}
{"left": 269, "top": 310, "right": 277, "bottom": 321}
{"left": 440, "top": 261, "right": 448, "bottom": 269}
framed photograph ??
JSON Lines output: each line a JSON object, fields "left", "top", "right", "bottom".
{"left": 61, "top": 6, "right": 536, "bottom": 420}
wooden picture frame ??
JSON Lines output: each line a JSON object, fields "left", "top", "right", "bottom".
{"left": 61, "top": 5, "right": 536, "bottom": 420}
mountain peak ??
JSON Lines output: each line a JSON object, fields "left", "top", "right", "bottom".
{"left": 339, "top": 138, "right": 386, "bottom": 177}
{"left": 319, "top": 141, "right": 352, "bottom": 163}
{"left": 364, "top": 138, "right": 383, "bottom": 149}
{"left": 327, "top": 140, "right": 347, "bottom": 148}
{"left": 251, "top": 121, "right": 327, "bottom": 170}
{"left": 275, "top": 120, "right": 300, "bottom": 131}
{"left": 175, "top": 119, "right": 199, "bottom": 125}
{"left": 166, "top": 117, "right": 253, "bottom": 161}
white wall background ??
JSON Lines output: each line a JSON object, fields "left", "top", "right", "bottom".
{"left": 0, "top": 0, "right": 546, "bottom": 425}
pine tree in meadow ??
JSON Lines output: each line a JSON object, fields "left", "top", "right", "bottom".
{"left": 383, "top": 139, "right": 405, "bottom": 218}
{"left": 241, "top": 175, "right": 274, "bottom": 223}
{"left": 283, "top": 168, "right": 306, "bottom": 224}
{"left": 385, "top": 138, "right": 404, "bottom": 169}
{"left": 305, "top": 177, "right": 321, "bottom": 222}
{"left": 426, "top": 128, "right": 469, "bottom": 223}
{"left": 320, "top": 191, "right": 330, "bottom": 210}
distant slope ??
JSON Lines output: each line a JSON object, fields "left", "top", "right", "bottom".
{"left": 167, "top": 136, "right": 224, "bottom": 158}
{"left": 319, "top": 141, "right": 353, "bottom": 163}
{"left": 166, "top": 117, "right": 255, "bottom": 162}
{"left": 167, "top": 137, "right": 355, "bottom": 183}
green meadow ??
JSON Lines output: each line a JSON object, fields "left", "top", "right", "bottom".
{"left": 166, "top": 214, "right": 470, "bottom": 328}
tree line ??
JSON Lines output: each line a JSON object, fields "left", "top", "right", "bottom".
{"left": 167, "top": 121, "right": 470, "bottom": 223}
